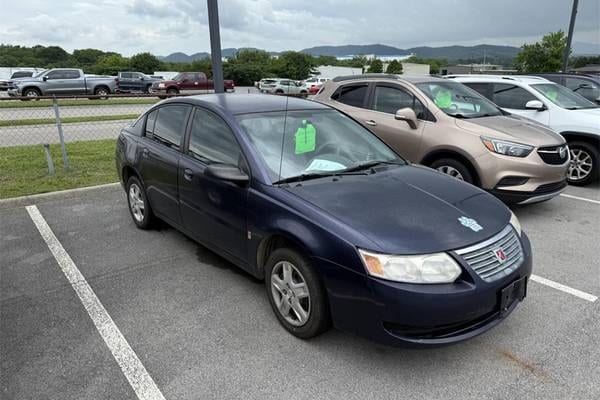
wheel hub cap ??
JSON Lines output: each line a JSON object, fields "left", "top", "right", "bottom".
{"left": 270, "top": 261, "right": 310, "bottom": 326}
{"left": 436, "top": 165, "right": 464, "bottom": 181}
{"left": 568, "top": 149, "right": 592, "bottom": 181}
{"left": 128, "top": 183, "right": 145, "bottom": 222}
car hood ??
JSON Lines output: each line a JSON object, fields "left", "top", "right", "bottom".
{"left": 154, "top": 80, "right": 177, "bottom": 86}
{"left": 285, "top": 165, "right": 510, "bottom": 254}
{"left": 455, "top": 114, "right": 564, "bottom": 145}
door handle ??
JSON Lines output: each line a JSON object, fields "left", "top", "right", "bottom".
{"left": 364, "top": 119, "right": 377, "bottom": 126}
{"left": 142, "top": 148, "right": 149, "bottom": 158}
{"left": 183, "top": 168, "right": 194, "bottom": 181}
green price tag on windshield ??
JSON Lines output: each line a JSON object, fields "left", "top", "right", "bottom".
{"left": 295, "top": 120, "right": 316, "bottom": 154}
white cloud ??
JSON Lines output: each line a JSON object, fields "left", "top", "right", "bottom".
{"left": 0, "top": 0, "right": 597, "bottom": 56}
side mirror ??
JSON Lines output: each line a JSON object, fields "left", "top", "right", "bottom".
{"left": 525, "top": 100, "right": 546, "bottom": 111}
{"left": 205, "top": 164, "right": 249, "bottom": 184}
{"left": 43, "top": 76, "right": 48, "bottom": 81}
{"left": 394, "top": 108, "right": 418, "bottom": 129}
{"left": 140, "top": 77, "right": 145, "bottom": 81}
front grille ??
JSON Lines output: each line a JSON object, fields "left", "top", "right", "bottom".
{"left": 455, "top": 225, "right": 523, "bottom": 283}
{"left": 537, "top": 145, "right": 569, "bottom": 165}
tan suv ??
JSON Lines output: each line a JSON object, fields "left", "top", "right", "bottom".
{"left": 314, "top": 74, "right": 570, "bottom": 204}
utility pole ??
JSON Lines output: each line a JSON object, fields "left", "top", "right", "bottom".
{"left": 562, "top": 0, "right": 579, "bottom": 72}
{"left": 207, "top": 0, "right": 224, "bottom": 93}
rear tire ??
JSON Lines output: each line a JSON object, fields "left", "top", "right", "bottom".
{"left": 126, "top": 176, "right": 154, "bottom": 229}
{"left": 567, "top": 141, "right": 599, "bottom": 186}
{"left": 94, "top": 86, "right": 110, "bottom": 99}
{"left": 265, "top": 247, "right": 330, "bottom": 339}
{"left": 430, "top": 158, "right": 474, "bottom": 184}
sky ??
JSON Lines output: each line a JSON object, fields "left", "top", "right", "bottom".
{"left": 1, "top": 0, "right": 598, "bottom": 56}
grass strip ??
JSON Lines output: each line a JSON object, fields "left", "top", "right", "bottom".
{"left": 0, "top": 98, "right": 158, "bottom": 108}
{"left": 0, "top": 114, "right": 138, "bottom": 127}
{"left": 0, "top": 139, "right": 118, "bottom": 199}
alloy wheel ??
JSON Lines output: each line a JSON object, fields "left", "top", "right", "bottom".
{"left": 25, "top": 90, "right": 39, "bottom": 97}
{"left": 436, "top": 165, "right": 465, "bottom": 180}
{"left": 128, "top": 183, "right": 145, "bottom": 223}
{"left": 568, "top": 148, "right": 593, "bottom": 182}
{"left": 270, "top": 261, "right": 311, "bottom": 326}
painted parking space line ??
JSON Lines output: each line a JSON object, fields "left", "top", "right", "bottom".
{"left": 531, "top": 274, "right": 598, "bottom": 303}
{"left": 560, "top": 193, "right": 600, "bottom": 205}
{"left": 25, "top": 205, "right": 166, "bottom": 400}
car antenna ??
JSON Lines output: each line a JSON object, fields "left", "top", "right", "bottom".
{"left": 276, "top": 80, "right": 291, "bottom": 183}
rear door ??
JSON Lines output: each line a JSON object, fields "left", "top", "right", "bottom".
{"left": 119, "top": 72, "right": 133, "bottom": 91}
{"left": 178, "top": 107, "right": 249, "bottom": 263}
{"left": 330, "top": 82, "right": 372, "bottom": 122}
{"left": 364, "top": 83, "right": 427, "bottom": 161}
{"left": 491, "top": 83, "right": 550, "bottom": 125}
{"left": 137, "top": 104, "right": 192, "bottom": 225}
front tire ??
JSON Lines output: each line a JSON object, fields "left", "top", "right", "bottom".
{"left": 167, "top": 88, "right": 178, "bottom": 96}
{"left": 430, "top": 158, "right": 474, "bottom": 184}
{"left": 126, "top": 176, "right": 154, "bottom": 229}
{"left": 567, "top": 141, "right": 599, "bottom": 186}
{"left": 265, "top": 248, "right": 330, "bottom": 339}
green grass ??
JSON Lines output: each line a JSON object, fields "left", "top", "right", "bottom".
{"left": 0, "top": 114, "right": 138, "bottom": 127}
{"left": 0, "top": 139, "right": 118, "bottom": 199}
{"left": 0, "top": 98, "right": 159, "bottom": 108}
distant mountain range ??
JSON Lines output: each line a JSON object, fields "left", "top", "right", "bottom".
{"left": 158, "top": 42, "right": 599, "bottom": 63}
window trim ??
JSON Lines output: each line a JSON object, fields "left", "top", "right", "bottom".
{"left": 182, "top": 106, "right": 251, "bottom": 176}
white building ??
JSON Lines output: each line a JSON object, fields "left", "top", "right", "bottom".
{"left": 314, "top": 65, "right": 363, "bottom": 79}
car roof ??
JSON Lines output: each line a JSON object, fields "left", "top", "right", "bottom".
{"left": 162, "top": 93, "right": 330, "bottom": 115}
{"left": 446, "top": 75, "right": 552, "bottom": 85}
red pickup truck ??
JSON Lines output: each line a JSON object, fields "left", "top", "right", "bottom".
{"left": 151, "top": 72, "right": 235, "bottom": 97}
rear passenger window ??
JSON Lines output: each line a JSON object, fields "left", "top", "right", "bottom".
{"left": 187, "top": 108, "right": 242, "bottom": 166}
{"left": 332, "top": 84, "right": 368, "bottom": 108}
{"left": 492, "top": 84, "right": 537, "bottom": 109}
{"left": 145, "top": 105, "right": 190, "bottom": 149}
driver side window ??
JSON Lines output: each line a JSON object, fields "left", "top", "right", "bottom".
{"left": 187, "top": 108, "right": 243, "bottom": 166}
{"left": 373, "top": 85, "right": 427, "bottom": 119}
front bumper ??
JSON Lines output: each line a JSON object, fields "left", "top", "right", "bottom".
{"left": 490, "top": 180, "right": 567, "bottom": 205}
{"left": 317, "top": 233, "right": 532, "bottom": 347}
{"left": 7, "top": 88, "right": 20, "bottom": 97}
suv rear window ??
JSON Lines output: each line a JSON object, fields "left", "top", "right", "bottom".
{"left": 331, "top": 84, "right": 368, "bottom": 108}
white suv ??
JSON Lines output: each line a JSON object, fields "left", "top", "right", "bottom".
{"left": 259, "top": 78, "right": 308, "bottom": 95}
{"left": 449, "top": 75, "right": 600, "bottom": 185}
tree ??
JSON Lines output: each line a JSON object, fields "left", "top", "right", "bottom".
{"left": 385, "top": 59, "right": 403, "bottom": 74}
{"left": 130, "top": 52, "right": 161, "bottom": 74}
{"left": 93, "top": 54, "right": 129, "bottom": 75}
{"left": 271, "top": 51, "right": 315, "bottom": 80}
{"left": 515, "top": 31, "right": 567, "bottom": 73}
{"left": 367, "top": 58, "right": 383, "bottom": 73}
{"left": 71, "top": 48, "right": 106, "bottom": 69}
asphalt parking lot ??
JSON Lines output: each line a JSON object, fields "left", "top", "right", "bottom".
{"left": 1, "top": 182, "right": 598, "bottom": 400}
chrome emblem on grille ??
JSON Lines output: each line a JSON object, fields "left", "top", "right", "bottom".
{"left": 559, "top": 146, "right": 567, "bottom": 159}
{"left": 458, "top": 216, "right": 483, "bottom": 232}
{"left": 494, "top": 248, "right": 507, "bottom": 263}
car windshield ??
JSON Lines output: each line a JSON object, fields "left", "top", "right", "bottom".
{"left": 236, "top": 109, "right": 404, "bottom": 183}
{"left": 531, "top": 83, "right": 598, "bottom": 110}
{"left": 33, "top": 70, "right": 48, "bottom": 78}
{"left": 416, "top": 81, "right": 503, "bottom": 118}
{"left": 171, "top": 73, "right": 183, "bottom": 81}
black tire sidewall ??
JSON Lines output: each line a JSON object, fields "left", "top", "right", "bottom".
{"left": 568, "top": 141, "right": 599, "bottom": 186}
{"left": 126, "top": 176, "right": 153, "bottom": 229}
{"left": 265, "top": 247, "right": 330, "bottom": 339}
{"left": 430, "top": 158, "right": 474, "bottom": 184}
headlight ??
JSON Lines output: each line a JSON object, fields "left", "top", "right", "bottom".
{"left": 358, "top": 249, "right": 462, "bottom": 284}
{"left": 158, "top": 83, "right": 165, "bottom": 88}
{"left": 509, "top": 211, "right": 522, "bottom": 237}
{"left": 481, "top": 137, "right": 533, "bottom": 157}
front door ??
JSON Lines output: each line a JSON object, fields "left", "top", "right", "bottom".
{"left": 137, "top": 104, "right": 192, "bottom": 225}
{"left": 179, "top": 107, "right": 248, "bottom": 263}
{"left": 492, "top": 83, "right": 551, "bottom": 126}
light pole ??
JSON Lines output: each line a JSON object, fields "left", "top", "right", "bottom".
{"left": 207, "top": 0, "right": 224, "bottom": 93}
{"left": 562, "top": 0, "right": 579, "bottom": 72}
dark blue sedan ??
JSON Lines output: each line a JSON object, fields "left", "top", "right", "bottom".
{"left": 116, "top": 94, "right": 532, "bottom": 347}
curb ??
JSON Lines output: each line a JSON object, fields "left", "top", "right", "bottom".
{"left": 0, "top": 182, "right": 121, "bottom": 209}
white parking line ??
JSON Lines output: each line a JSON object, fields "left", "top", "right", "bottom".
{"left": 25, "top": 205, "right": 166, "bottom": 400}
{"left": 560, "top": 193, "right": 600, "bottom": 205}
{"left": 531, "top": 274, "right": 598, "bottom": 302}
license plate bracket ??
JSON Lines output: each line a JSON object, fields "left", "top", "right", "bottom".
{"left": 500, "top": 276, "right": 527, "bottom": 315}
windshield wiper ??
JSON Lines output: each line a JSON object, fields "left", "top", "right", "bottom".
{"left": 342, "top": 160, "right": 403, "bottom": 173}
{"left": 450, "top": 113, "right": 470, "bottom": 119}
{"left": 274, "top": 171, "right": 341, "bottom": 185}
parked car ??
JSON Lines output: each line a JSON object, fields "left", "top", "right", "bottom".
{"left": 116, "top": 93, "right": 531, "bottom": 347}
{"left": 6, "top": 68, "right": 117, "bottom": 98}
{"left": 255, "top": 78, "right": 279, "bottom": 90}
{"left": 529, "top": 73, "right": 600, "bottom": 105}
{"left": 117, "top": 71, "right": 161, "bottom": 93}
{"left": 150, "top": 72, "right": 235, "bottom": 97}
{"left": 315, "top": 74, "right": 569, "bottom": 204}
{"left": 302, "top": 77, "right": 330, "bottom": 94}
{"left": 0, "top": 70, "right": 36, "bottom": 91}
{"left": 259, "top": 78, "right": 308, "bottom": 95}
{"left": 449, "top": 75, "right": 600, "bottom": 186}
